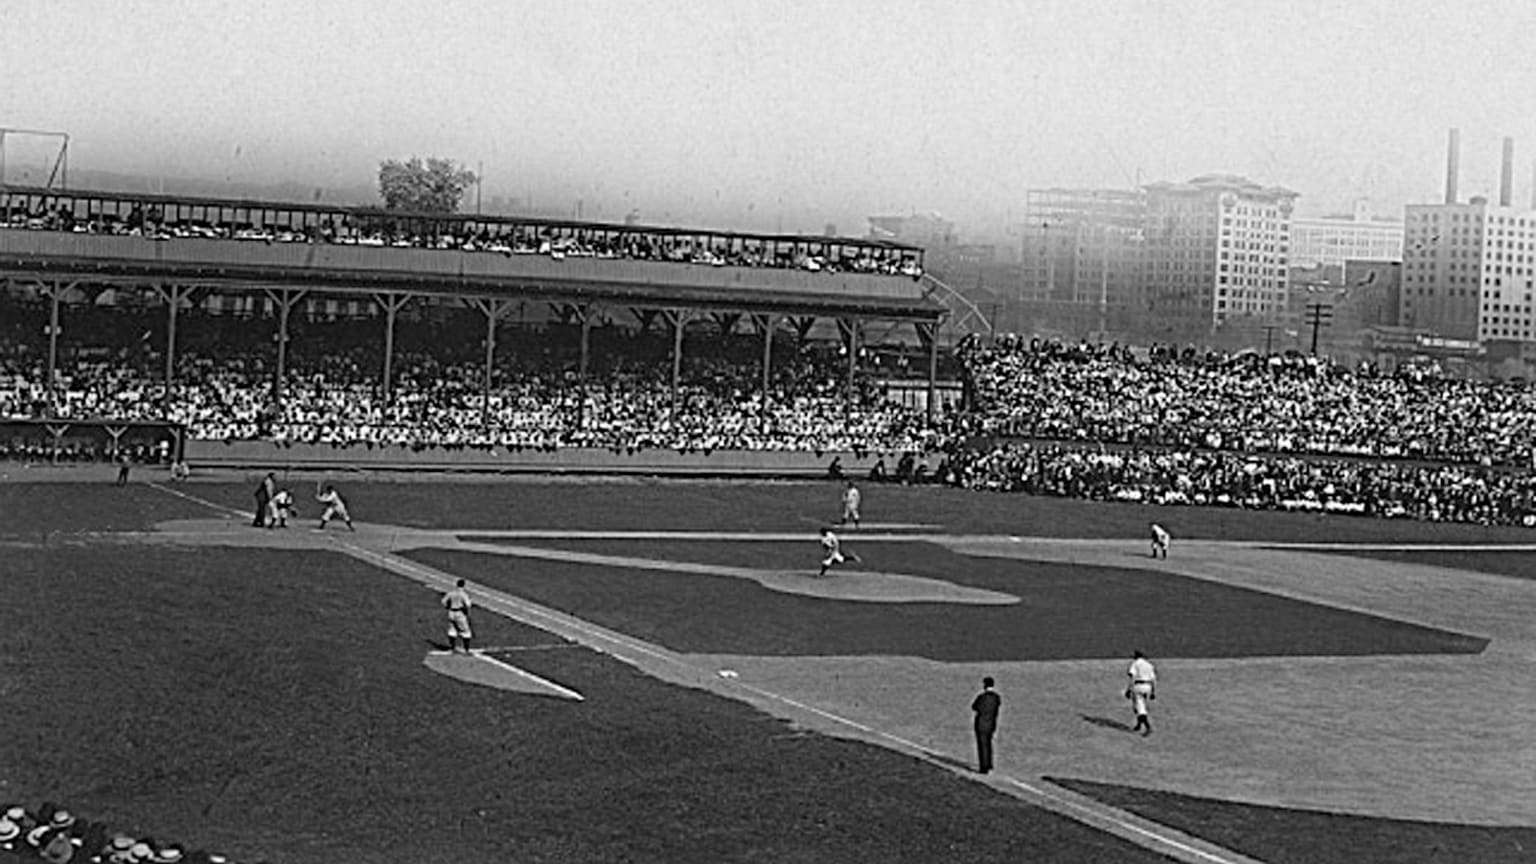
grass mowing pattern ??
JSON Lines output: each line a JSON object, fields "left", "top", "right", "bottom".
{"left": 410, "top": 540, "right": 1487, "bottom": 660}
{"left": 0, "top": 544, "right": 1177, "bottom": 864}
{"left": 1050, "top": 777, "right": 1536, "bottom": 864}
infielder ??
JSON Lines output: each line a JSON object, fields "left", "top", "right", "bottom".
{"left": 840, "top": 480, "right": 862, "bottom": 528}
{"left": 1149, "top": 522, "right": 1170, "bottom": 559}
{"left": 1125, "top": 650, "right": 1157, "bottom": 736}
{"left": 818, "top": 527, "right": 857, "bottom": 577}
{"left": 315, "top": 484, "right": 356, "bottom": 532}
{"left": 443, "top": 578, "right": 474, "bottom": 654}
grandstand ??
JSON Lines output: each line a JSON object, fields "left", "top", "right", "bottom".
{"left": 0, "top": 184, "right": 959, "bottom": 471}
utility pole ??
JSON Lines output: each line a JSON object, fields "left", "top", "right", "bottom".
{"left": 1305, "top": 302, "right": 1333, "bottom": 355}
{"left": 1262, "top": 324, "right": 1277, "bottom": 356}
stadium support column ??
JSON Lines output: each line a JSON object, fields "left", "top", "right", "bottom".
{"left": 263, "top": 288, "right": 308, "bottom": 409}
{"left": 663, "top": 308, "right": 692, "bottom": 421}
{"left": 575, "top": 304, "right": 600, "bottom": 430}
{"left": 373, "top": 292, "right": 412, "bottom": 404}
{"left": 752, "top": 313, "right": 776, "bottom": 417}
{"left": 39, "top": 279, "right": 67, "bottom": 417}
{"left": 837, "top": 317, "right": 860, "bottom": 406}
{"left": 917, "top": 320, "right": 939, "bottom": 424}
{"left": 469, "top": 297, "right": 513, "bottom": 429}
{"left": 154, "top": 284, "right": 195, "bottom": 417}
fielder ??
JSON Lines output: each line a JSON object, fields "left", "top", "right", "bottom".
{"left": 1149, "top": 522, "right": 1170, "bottom": 559}
{"left": 443, "top": 578, "right": 473, "bottom": 655}
{"left": 315, "top": 484, "right": 356, "bottom": 532}
{"left": 819, "top": 527, "right": 844, "bottom": 577}
{"left": 1125, "top": 650, "right": 1157, "bottom": 736}
{"left": 840, "top": 480, "right": 862, "bottom": 528}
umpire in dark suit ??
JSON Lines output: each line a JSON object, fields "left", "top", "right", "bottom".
{"left": 971, "top": 677, "right": 1001, "bottom": 774}
{"left": 252, "top": 472, "right": 274, "bottom": 528}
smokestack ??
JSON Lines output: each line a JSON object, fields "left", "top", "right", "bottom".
{"left": 1500, "top": 137, "right": 1514, "bottom": 207}
{"left": 1445, "top": 128, "right": 1460, "bottom": 204}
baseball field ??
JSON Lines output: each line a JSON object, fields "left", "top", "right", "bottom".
{"left": 2, "top": 472, "right": 1534, "bottom": 863}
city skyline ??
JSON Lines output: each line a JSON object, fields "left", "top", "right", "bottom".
{"left": 3, "top": 0, "right": 1536, "bottom": 240}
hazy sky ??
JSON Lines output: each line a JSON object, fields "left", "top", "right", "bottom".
{"left": 3, "top": 0, "right": 1536, "bottom": 238}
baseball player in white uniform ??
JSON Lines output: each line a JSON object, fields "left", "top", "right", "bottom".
{"left": 840, "top": 481, "right": 862, "bottom": 528}
{"left": 267, "top": 489, "right": 295, "bottom": 529}
{"left": 819, "top": 527, "right": 845, "bottom": 577}
{"left": 1149, "top": 522, "right": 1170, "bottom": 559}
{"left": 1126, "top": 650, "right": 1157, "bottom": 736}
{"left": 443, "top": 578, "right": 474, "bottom": 654}
{"left": 315, "top": 484, "right": 356, "bottom": 532}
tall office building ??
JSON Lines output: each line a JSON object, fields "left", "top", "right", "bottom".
{"left": 1400, "top": 133, "right": 1536, "bottom": 342}
{"left": 1141, "top": 174, "right": 1297, "bottom": 332}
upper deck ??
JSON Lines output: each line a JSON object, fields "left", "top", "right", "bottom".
{"left": 0, "top": 185, "right": 941, "bottom": 320}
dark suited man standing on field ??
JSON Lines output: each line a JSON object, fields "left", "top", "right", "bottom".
{"left": 971, "top": 677, "right": 1001, "bottom": 774}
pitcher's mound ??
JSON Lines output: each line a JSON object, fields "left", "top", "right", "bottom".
{"left": 423, "top": 650, "right": 584, "bottom": 700}
{"left": 755, "top": 569, "right": 1018, "bottom": 604}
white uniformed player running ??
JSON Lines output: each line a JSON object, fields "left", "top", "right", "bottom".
{"left": 315, "top": 484, "right": 356, "bottom": 532}
{"left": 819, "top": 527, "right": 855, "bottom": 578}
{"left": 840, "top": 480, "right": 862, "bottom": 528}
{"left": 1149, "top": 522, "right": 1170, "bottom": 559}
{"left": 1126, "top": 650, "right": 1157, "bottom": 736}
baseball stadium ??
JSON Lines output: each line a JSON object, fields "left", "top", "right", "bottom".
{"left": 2, "top": 174, "right": 1535, "bottom": 864}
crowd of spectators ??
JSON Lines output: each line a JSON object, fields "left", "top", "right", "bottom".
{"left": 960, "top": 335, "right": 1536, "bottom": 467}
{"left": 1, "top": 201, "right": 924, "bottom": 278}
{"left": 9, "top": 287, "right": 1536, "bottom": 527}
{"left": 0, "top": 801, "right": 226, "bottom": 863}
{"left": 0, "top": 304, "right": 939, "bottom": 455}
{"left": 949, "top": 441, "right": 1536, "bottom": 526}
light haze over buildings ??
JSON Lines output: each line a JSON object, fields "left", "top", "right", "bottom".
{"left": 1289, "top": 202, "right": 1404, "bottom": 271}
{"left": 4, "top": 0, "right": 1536, "bottom": 243}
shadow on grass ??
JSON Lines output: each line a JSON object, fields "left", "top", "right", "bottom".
{"left": 1081, "top": 714, "right": 1134, "bottom": 733}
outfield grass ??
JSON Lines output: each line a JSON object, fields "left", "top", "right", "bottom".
{"left": 410, "top": 540, "right": 1486, "bottom": 661}
{"left": 176, "top": 478, "right": 1536, "bottom": 543}
{"left": 0, "top": 543, "right": 1176, "bottom": 863}
{"left": 1050, "top": 777, "right": 1536, "bottom": 864}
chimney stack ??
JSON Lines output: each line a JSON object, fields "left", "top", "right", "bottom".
{"left": 1500, "top": 137, "right": 1514, "bottom": 207}
{"left": 1445, "top": 128, "right": 1460, "bottom": 204}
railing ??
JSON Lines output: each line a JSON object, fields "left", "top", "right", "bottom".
{"left": 0, "top": 228, "right": 936, "bottom": 305}
{"left": 0, "top": 183, "right": 923, "bottom": 278}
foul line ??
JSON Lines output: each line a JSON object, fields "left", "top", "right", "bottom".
{"left": 470, "top": 650, "right": 585, "bottom": 701}
{"left": 147, "top": 482, "right": 248, "bottom": 519}
{"left": 723, "top": 680, "right": 1248, "bottom": 864}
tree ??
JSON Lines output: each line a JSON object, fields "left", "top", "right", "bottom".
{"left": 376, "top": 157, "right": 478, "bottom": 213}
